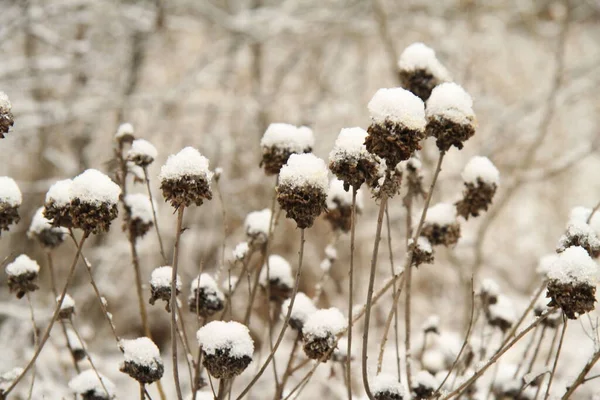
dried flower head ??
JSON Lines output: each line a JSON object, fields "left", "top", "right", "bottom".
{"left": 0, "top": 92, "right": 15, "bottom": 139}
{"left": 546, "top": 246, "right": 599, "bottom": 319}
{"left": 6, "top": 255, "right": 40, "bottom": 299}
{"left": 485, "top": 295, "right": 516, "bottom": 332}
{"left": 0, "top": 176, "right": 22, "bottom": 235}
{"left": 365, "top": 88, "right": 426, "bottom": 167}
{"left": 119, "top": 337, "right": 164, "bottom": 384}
{"left": 397, "top": 43, "right": 451, "bottom": 101}
{"left": 244, "top": 208, "right": 272, "bottom": 246}
{"left": 325, "top": 178, "right": 363, "bottom": 233}
{"left": 302, "top": 308, "right": 347, "bottom": 361}
{"left": 260, "top": 123, "right": 314, "bottom": 175}
{"left": 456, "top": 156, "right": 499, "bottom": 219}
{"left": 421, "top": 315, "right": 440, "bottom": 335}
{"left": 27, "top": 207, "right": 67, "bottom": 249}
{"left": 188, "top": 273, "right": 225, "bottom": 318}
{"left": 478, "top": 278, "right": 500, "bottom": 306}
{"left": 124, "top": 194, "right": 154, "bottom": 239}
{"left": 115, "top": 122, "right": 135, "bottom": 144}
{"left": 403, "top": 157, "right": 426, "bottom": 199}
{"left": 420, "top": 203, "right": 461, "bottom": 246}
{"left": 281, "top": 292, "right": 317, "bottom": 333}
{"left": 425, "top": 83, "right": 476, "bottom": 152}
{"left": 127, "top": 139, "right": 157, "bottom": 168}
{"left": 149, "top": 266, "right": 182, "bottom": 312}
{"left": 58, "top": 294, "right": 76, "bottom": 320}
{"left": 159, "top": 147, "right": 213, "bottom": 208}
{"left": 232, "top": 241, "right": 250, "bottom": 262}
{"left": 44, "top": 179, "right": 74, "bottom": 228}
{"left": 69, "top": 369, "right": 116, "bottom": 400}
{"left": 67, "top": 328, "right": 86, "bottom": 361}
{"left": 372, "top": 373, "right": 406, "bottom": 400}
{"left": 196, "top": 321, "right": 254, "bottom": 379}
{"left": 409, "top": 237, "right": 434, "bottom": 267}
{"left": 557, "top": 221, "right": 600, "bottom": 258}
{"left": 411, "top": 370, "right": 438, "bottom": 400}
{"left": 277, "top": 153, "right": 328, "bottom": 229}
{"left": 328, "top": 127, "right": 381, "bottom": 191}
{"left": 260, "top": 255, "right": 294, "bottom": 302}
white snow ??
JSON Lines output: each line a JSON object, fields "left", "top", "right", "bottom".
{"left": 328, "top": 127, "right": 371, "bottom": 163}
{"left": 121, "top": 337, "right": 162, "bottom": 367}
{"left": 398, "top": 42, "right": 451, "bottom": 82}
{"left": 415, "top": 370, "right": 438, "bottom": 389}
{"left": 569, "top": 206, "right": 600, "bottom": 237}
{"left": 325, "top": 244, "right": 337, "bottom": 261}
{"left": 367, "top": 87, "right": 426, "bottom": 131}
{"left": 196, "top": 320, "right": 254, "bottom": 358}
{"left": 115, "top": 122, "right": 134, "bottom": 139}
{"left": 281, "top": 292, "right": 317, "bottom": 325}
{"left": 6, "top": 254, "right": 40, "bottom": 276}
{"left": 59, "top": 294, "right": 76, "bottom": 311}
{"left": 260, "top": 255, "right": 294, "bottom": 288}
{"left": 326, "top": 178, "right": 364, "bottom": 211}
{"left": 410, "top": 236, "right": 433, "bottom": 255}
{"left": 244, "top": 208, "right": 272, "bottom": 238}
{"left": 302, "top": 307, "right": 347, "bottom": 338}
{"left": 45, "top": 179, "right": 72, "bottom": 206}
{"left": 67, "top": 328, "right": 85, "bottom": 351}
{"left": 421, "top": 314, "right": 440, "bottom": 332}
{"left": 128, "top": 139, "right": 158, "bottom": 161}
{"left": 0, "top": 177, "right": 22, "bottom": 206}
{"left": 68, "top": 369, "right": 116, "bottom": 398}
{"left": 557, "top": 221, "right": 600, "bottom": 253}
{"left": 70, "top": 169, "right": 121, "bottom": 205}
{"left": 422, "top": 349, "right": 446, "bottom": 373}
{"left": 0, "top": 92, "right": 12, "bottom": 111}
{"left": 426, "top": 82, "right": 475, "bottom": 125}
{"left": 371, "top": 373, "right": 405, "bottom": 396}
{"left": 260, "top": 123, "right": 314, "bottom": 153}
{"left": 150, "top": 266, "right": 182, "bottom": 290}
{"left": 124, "top": 194, "right": 154, "bottom": 224}
{"left": 488, "top": 295, "right": 517, "bottom": 326}
{"left": 479, "top": 278, "right": 500, "bottom": 298}
{"left": 191, "top": 273, "right": 222, "bottom": 294}
{"left": 406, "top": 156, "right": 422, "bottom": 171}
{"left": 159, "top": 147, "right": 213, "bottom": 183}
{"left": 548, "top": 246, "right": 599, "bottom": 285}
{"left": 537, "top": 254, "right": 559, "bottom": 276}
{"left": 424, "top": 203, "right": 456, "bottom": 226}
{"left": 28, "top": 207, "right": 67, "bottom": 236}
{"left": 461, "top": 156, "right": 500, "bottom": 186}
{"left": 334, "top": 337, "right": 348, "bottom": 359}
{"left": 278, "top": 153, "right": 329, "bottom": 191}
{"left": 232, "top": 242, "right": 250, "bottom": 261}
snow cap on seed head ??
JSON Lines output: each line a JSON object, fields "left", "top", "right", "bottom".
{"left": 260, "top": 255, "right": 294, "bottom": 288}
{"left": 548, "top": 246, "right": 600, "bottom": 286}
{"left": 398, "top": 43, "right": 451, "bottom": 82}
{"left": 150, "top": 266, "right": 182, "bottom": 291}
{"left": 329, "top": 127, "right": 370, "bottom": 163}
{"left": 0, "top": 177, "right": 22, "bottom": 206}
{"left": 115, "top": 122, "right": 135, "bottom": 142}
{"left": 371, "top": 373, "right": 406, "bottom": 398}
{"left": 279, "top": 153, "right": 329, "bottom": 192}
{"left": 368, "top": 88, "right": 426, "bottom": 131}
{"left": 260, "top": 123, "right": 314, "bottom": 153}
{"left": 303, "top": 307, "right": 347, "bottom": 339}
{"left": 69, "top": 369, "right": 116, "bottom": 399}
{"left": 244, "top": 208, "right": 272, "bottom": 241}
{"left": 6, "top": 254, "right": 40, "bottom": 277}
{"left": 70, "top": 169, "right": 121, "bottom": 205}
{"left": 128, "top": 139, "right": 158, "bottom": 167}
{"left": 426, "top": 82, "right": 475, "bottom": 125}
{"left": 196, "top": 320, "right": 254, "bottom": 358}
{"left": 461, "top": 156, "right": 499, "bottom": 186}
{"left": 281, "top": 292, "right": 317, "bottom": 328}
{"left": 159, "top": 147, "right": 213, "bottom": 183}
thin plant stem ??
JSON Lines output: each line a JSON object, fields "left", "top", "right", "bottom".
{"left": 544, "top": 315, "right": 567, "bottom": 400}
{"left": 217, "top": 378, "right": 228, "bottom": 400}
{"left": 376, "top": 273, "right": 405, "bottom": 374}
{"left": 140, "top": 383, "right": 145, "bottom": 400}
{"left": 176, "top": 305, "right": 195, "bottom": 388}
{"left": 171, "top": 206, "right": 186, "bottom": 400}
{"left": 275, "top": 333, "right": 301, "bottom": 400}
{"left": 3, "top": 233, "right": 88, "bottom": 396}
{"left": 525, "top": 326, "right": 547, "bottom": 375}
{"left": 235, "top": 228, "right": 306, "bottom": 400}
{"left": 70, "top": 320, "right": 112, "bottom": 398}
{"left": 143, "top": 167, "right": 167, "bottom": 264}
{"left": 562, "top": 350, "right": 600, "bottom": 399}
{"left": 515, "top": 325, "right": 541, "bottom": 378}
{"left": 25, "top": 293, "right": 38, "bottom": 400}
{"left": 128, "top": 235, "right": 152, "bottom": 337}
{"left": 385, "top": 206, "right": 402, "bottom": 381}
{"left": 346, "top": 186, "right": 357, "bottom": 400}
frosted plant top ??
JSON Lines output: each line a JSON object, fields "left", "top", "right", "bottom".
{"left": 190, "top": 273, "right": 221, "bottom": 293}
{"left": 6, "top": 254, "right": 40, "bottom": 276}
{"left": 327, "top": 178, "right": 364, "bottom": 210}
{"left": 0, "top": 91, "right": 12, "bottom": 110}
{"left": 196, "top": 320, "right": 254, "bottom": 358}
{"left": 115, "top": 122, "right": 134, "bottom": 139}
{"left": 125, "top": 194, "right": 154, "bottom": 223}
{"left": 260, "top": 123, "right": 314, "bottom": 153}
{"left": 480, "top": 278, "right": 501, "bottom": 297}
{"left": 424, "top": 202, "right": 457, "bottom": 226}
{"left": 461, "top": 156, "right": 499, "bottom": 186}
{"left": 0, "top": 177, "right": 22, "bottom": 206}
{"left": 537, "top": 254, "right": 559, "bottom": 276}
{"left": 426, "top": 82, "right": 475, "bottom": 125}
{"left": 329, "top": 127, "right": 370, "bottom": 161}
{"left": 548, "top": 246, "right": 599, "bottom": 286}
{"left": 279, "top": 153, "right": 329, "bottom": 192}
{"left": 59, "top": 294, "right": 76, "bottom": 310}
{"left": 28, "top": 207, "right": 67, "bottom": 235}
{"left": 159, "top": 147, "right": 213, "bottom": 182}
{"left": 371, "top": 373, "right": 405, "bottom": 396}
{"left": 121, "top": 337, "right": 162, "bottom": 366}
{"left": 244, "top": 208, "right": 272, "bottom": 236}
{"left": 68, "top": 369, "right": 116, "bottom": 397}
{"left": 367, "top": 87, "right": 426, "bottom": 131}
{"left": 409, "top": 236, "right": 433, "bottom": 254}
{"left": 281, "top": 292, "right": 317, "bottom": 323}
{"left": 45, "top": 179, "right": 72, "bottom": 206}
{"left": 128, "top": 139, "right": 158, "bottom": 160}
{"left": 70, "top": 169, "right": 121, "bottom": 205}
{"left": 488, "top": 295, "right": 517, "bottom": 323}
{"left": 150, "top": 266, "right": 182, "bottom": 290}
{"left": 397, "top": 42, "right": 451, "bottom": 82}
{"left": 260, "top": 254, "right": 294, "bottom": 288}
{"left": 415, "top": 370, "right": 438, "bottom": 389}
{"left": 303, "top": 307, "right": 347, "bottom": 338}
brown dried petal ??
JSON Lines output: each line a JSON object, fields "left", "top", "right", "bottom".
{"left": 426, "top": 116, "right": 475, "bottom": 153}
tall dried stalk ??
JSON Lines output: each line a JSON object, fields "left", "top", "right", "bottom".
{"left": 171, "top": 206, "right": 186, "bottom": 400}
{"left": 346, "top": 186, "right": 358, "bottom": 400}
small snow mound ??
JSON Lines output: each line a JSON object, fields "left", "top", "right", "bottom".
{"left": 368, "top": 88, "right": 426, "bottom": 130}
{"left": 59, "top": 294, "right": 76, "bottom": 310}
{"left": 426, "top": 83, "right": 475, "bottom": 125}
{"left": 150, "top": 266, "right": 182, "bottom": 290}
{"left": 45, "top": 179, "right": 72, "bottom": 206}
{"left": 410, "top": 236, "right": 433, "bottom": 254}
{"left": 121, "top": 337, "right": 162, "bottom": 366}
{"left": 398, "top": 43, "right": 451, "bottom": 82}
{"left": 69, "top": 369, "right": 116, "bottom": 398}
{"left": 115, "top": 122, "right": 134, "bottom": 139}
{"left": 6, "top": 255, "right": 40, "bottom": 276}
{"left": 422, "top": 314, "right": 440, "bottom": 332}
{"left": 372, "top": 373, "right": 405, "bottom": 396}
{"left": 548, "top": 246, "right": 599, "bottom": 285}
{"left": 128, "top": 139, "right": 158, "bottom": 160}
{"left": 260, "top": 123, "right": 314, "bottom": 153}
{"left": 488, "top": 295, "right": 517, "bottom": 325}
{"left": 461, "top": 156, "right": 499, "bottom": 186}
{"left": 537, "top": 254, "right": 559, "bottom": 276}
{"left": 159, "top": 147, "right": 213, "bottom": 182}
{"left": 232, "top": 242, "right": 250, "bottom": 261}
{"left": 260, "top": 255, "right": 294, "bottom": 288}
{"left": 303, "top": 308, "right": 347, "bottom": 338}
{"left": 71, "top": 169, "right": 121, "bottom": 205}
{"left": 0, "top": 92, "right": 12, "bottom": 110}
{"left": 125, "top": 194, "right": 154, "bottom": 223}
{"left": 414, "top": 370, "right": 438, "bottom": 389}
{"left": 281, "top": 292, "right": 317, "bottom": 325}
{"left": 244, "top": 208, "right": 272, "bottom": 238}
{"left": 197, "top": 321, "right": 254, "bottom": 358}
{"left": 279, "top": 153, "right": 329, "bottom": 191}
{"left": 0, "top": 177, "right": 22, "bottom": 206}
{"left": 479, "top": 278, "right": 500, "bottom": 298}
{"left": 424, "top": 203, "right": 456, "bottom": 226}
{"left": 329, "top": 127, "right": 370, "bottom": 161}
{"left": 191, "top": 273, "right": 221, "bottom": 293}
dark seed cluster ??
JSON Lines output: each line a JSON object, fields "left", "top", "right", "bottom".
{"left": 546, "top": 280, "right": 596, "bottom": 320}
{"left": 398, "top": 68, "right": 440, "bottom": 102}
{"left": 188, "top": 286, "right": 224, "bottom": 318}
{"left": 276, "top": 183, "right": 327, "bottom": 229}
{"left": 426, "top": 116, "right": 475, "bottom": 153}
{"left": 0, "top": 204, "right": 19, "bottom": 235}
{"left": 120, "top": 360, "right": 164, "bottom": 384}
{"left": 70, "top": 199, "right": 118, "bottom": 234}
{"left": 260, "top": 146, "right": 311, "bottom": 176}
{"left": 420, "top": 222, "right": 461, "bottom": 247}
{"left": 365, "top": 120, "right": 425, "bottom": 168}
{"left": 202, "top": 348, "right": 252, "bottom": 379}
{"left": 455, "top": 180, "right": 497, "bottom": 220}
{"left": 161, "top": 175, "right": 212, "bottom": 209}
{"left": 7, "top": 272, "right": 39, "bottom": 299}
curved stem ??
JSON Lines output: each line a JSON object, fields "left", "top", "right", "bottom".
{"left": 346, "top": 186, "right": 357, "bottom": 400}
{"left": 171, "top": 206, "right": 185, "bottom": 400}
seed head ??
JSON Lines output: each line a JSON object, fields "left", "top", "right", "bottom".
{"left": 127, "top": 139, "right": 157, "bottom": 168}
{"left": 197, "top": 321, "right": 254, "bottom": 379}
{"left": 260, "top": 123, "right": 314, "bottom": 175}
{"left": 159, "top": 147, "right": 213, "bottom": 208}
{"left": 6, "top": 255, "right": 40, "bottom": 299}
{"left": 0, "top": 91, "right": 15, "bottom": 139}
{"left": 188, "top": 273, "right": 225, "bottom": 318}
{"left": 124, "top": 194, "right": 154, "bottom": 239}
{"left": 119, "top": 337, "right": 164, "bottom": 384}
{"left": 397, "top": 43, "right": 451, "bottom": 101}
{"left": 149, "top": 266, "right": 182, "bottom": 312}
{"left": 420, "top": 203, "right": 461, "bottom": 246}
{"left": 0, "top": 177, "right": 22, "bottom": 235}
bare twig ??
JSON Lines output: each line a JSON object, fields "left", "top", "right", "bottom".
{"left": 544, "top": 315, "right": 568, "bottom": 400}
{"left": 171, "top": 206, "right": 186, "bottom": 400}
{"left": 143, "top": 166, "right": 167, "bottom": 264}
{"left": 346, "top": 186, "right": 358, "bottom": 400}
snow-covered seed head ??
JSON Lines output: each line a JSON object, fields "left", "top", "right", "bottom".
{"left": 366, "top": 88, "right": 427, "bottom": 167}
{"left": 456, "top": 156, "right": 499, "bottom": 219}
{"left": 372, "top": 373, "right": 406, "bottom": 400}
{"left": 188, "top": 273, "right": 225, "bottom": 318}
{"left": 124, "top": 194, "right": 154, "bottom": 239}
{"left": 277, "top": 153, "right": 328, "bottom": 229}
{"left": 149, "top": 266, "right": 182, "bottom": 312}
{"left": 546, "top": 246, "right": 600, "bottom": 319}
{"left": 421, "top": 315, "right": 440, "bottom": 335}
{"left": 409, "top": 237, "right": 434, "bottom": 267}
{"left": 478, "top": 278, "right": 500, "bottom": 306}
{"left": 66, "top": 327, "right": 86, "bottom": 361}
{"left": 260, "top": 123, "right": 314, "bottom": 175}
{"left": 325, "top": 178, "right": 363, "bottom": 233}
{"left": 69, "top": 169, "right": 121, "bottom": 234}
{"left": 5, "top": 255, "right": 40, "bottom": 299}
{"left": 260, "top": 255, "right": 294, "bottom": 302}
{"left": 69, "top": 369, "right": 116, "bottom": 400}
{"left": 485, "top": 295, "right": 516, "bottom": 332}
{"left": 119, "top": 337, "right": 164, "bottom": 384}
{"left": 420, "top": 203, "right": 461, "bottom": 246}
{"left": 426, "top": 83, "right": 476, "bottom": 152}
{"left": 159, "top": 147, "right": 213, "bottom": 208}
{"left": 302, "top": 308, "right": 347, "bottom": 361}
{"left": 127, "top": 139, "right": 158, "bottom": 168}
{"left": 403, "top": 157, "right": 426, "bottom": 199}
{"left": 43, "top": 179, "right": 74, "bottom": 228}
{"left": 556, "top": 221, "right": 600, "bottom": 258}
{"left": 115, "top": 122, "right": 135, "bottom": 144}
{"left": 232, "top": 241, "right": 250, "bottom": 262}
{"left": 397, "top": 43, "right": 451, "bottom": 101}
{"left": 27, "top": 207, "right": 67, "bottom": 249}
{"left": 244, "top": 208, "right": 272, "bottom": 246}
{"left": 411, "top": 370, "right": 439, "bottom": 400}
{"left": 196, "top": 321, "right": 254, "bottom": 379}
{"left": 319, "top": 244, "right": 337, "bottom": 273}
{"left": 0, "top": 91, "right": 15, "bottom": 139}
{"left": 328, "top": 127, "right": 381, "bottom": 191}
{"left": 58, "top": 294, "right": 76, "bottom": 320}
{"left": 0, "top": 177, "right": 22, "bottom": 234}
{"left": 282, "top": 292, "right": 317, "bottom": 333}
